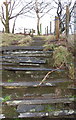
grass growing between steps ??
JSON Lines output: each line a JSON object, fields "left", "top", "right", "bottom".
{"left": 0, "top": 33, "right": 33, "bottom": 47}
{"left": 38, "top": 34, "right": 75, "bottom": 86}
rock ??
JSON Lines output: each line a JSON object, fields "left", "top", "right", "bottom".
{"left": 17, "top": 105, "right": 45, "bottom": 113}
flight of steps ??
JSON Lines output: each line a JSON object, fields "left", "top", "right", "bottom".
{"left": 0, "top": 36, "right": 76, "bottom": 119}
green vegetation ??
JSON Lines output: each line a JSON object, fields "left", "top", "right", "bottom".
{"left": 7, "top": 79, "right": 14, "bottom": 82}
{"left": 44, "top": 36, "right": 74, "bottom": 80}
{"left": 0, "top": 33, "right": 33, "bottom": 46}
{"left": 45, "top": 104, "right": 55, "bottom": 112}
{"left": 2, "top": 95, "right": 11, "bottom": 102}
{"left": 44, "top": 35, "right": 56, "bottom": 41}
{"left": 53, "top": 46, "right": 74, "bottom": 79}
{"left": 44, "top": 43, "right": 57, "bottom": 50}
{"left": 68, "top": 95, "right": 76, "bottom": 98}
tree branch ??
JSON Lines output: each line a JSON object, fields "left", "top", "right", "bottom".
{"left": 38, "top": 64, "right": 63, "bottom": 86}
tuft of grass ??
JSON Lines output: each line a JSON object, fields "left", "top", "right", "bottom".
{"left": 2, "top": 95, "right": 11, "bottom": 102}
{"left": 44, "top": 43, "right": 57, "bottom": 51}
{"left": 53, "top": 46, "right": 74, "bottom": 79}
{"left": 18, "top": 35, "right": 32, "bottom": 46}
{"left": 43, "top": 35, "right": 56, "bottom": 41}
{"left": 34, "top": 35, "right": 56, "bottom": 42}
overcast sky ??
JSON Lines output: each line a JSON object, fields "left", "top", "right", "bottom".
{"left": 0, "top": 0, "right": 75, "bottom": 34}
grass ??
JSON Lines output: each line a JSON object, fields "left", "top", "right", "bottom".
{"left": 42, "top": 34, "right": 74, "bottom": 81}
{"left": 43, "top": 34, "right": 74, "bottom": 51}
{"left": 0, "top": 33, "right": 33, "bottom": 47}
{"left": 43, "top": 35, "right": 56, "bottom": 41}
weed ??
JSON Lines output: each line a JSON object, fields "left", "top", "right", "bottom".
{"left": 2, "top": 95, "right": 11, "bottom": 102}
{"left": 8, "top": 79, "right": 14, "bottom": 82}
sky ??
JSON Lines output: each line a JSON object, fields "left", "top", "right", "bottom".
{"left": 0, "top": 0, "right": 75, "bottom": 34}
{"left": 0, "top": 0, "right": 57, "bottom": 34}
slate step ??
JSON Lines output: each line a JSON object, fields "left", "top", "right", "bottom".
{"left": 2, "top": 59, "right": 46, "bottom": 64}
{"left": 3, "top": 50, "right": 51, "bottom": 54}
{"left": 16, "top": 104, "right": 74, "bottom": 113}
{"left": 2, "top": 105, "right": 75, "bottom": 119}
{"left": 2, "top": 84, "right": 74, "bottom": 100}
{"left": 5, "top": 98, "right": 75, "bottom": 106}
{"left": 1, "top": 62, "right": 40, "bottom": 66}
{"left": 31, "top": 41, "right": 45, "bottom": 46}
{"left": 3, "top": 51, "right": 52, "bottom": 57}
{"left": 17, "top": 104, "right": 46, "bottom": 113}
{"left": 1, "top": 80, "right": 73, "bottom": 88}
{"left": 33, "top": 37, "right": 44, "bottom": 40}
{"left": 2, "top": 55, "right": 51, "bottom": 59}
{"left": 2, "top": 53, "right": 52, "bottom": 57}
{"left": 1, "top": 81, "right": 56, "bottom": 87}
{"left": 1, "top": 46, "right": 45, "bottom": 52}
{"left": 18, "top": 110, "right": 76, "bottom": 118}
{"left": 2, "top": 70, "right": 68, "bottom": 83}
{"left": 3, "top": 67, "right": 63, "bottom": 71}
{"left": 2, "top": 56, "right": 47, "bottom": 65}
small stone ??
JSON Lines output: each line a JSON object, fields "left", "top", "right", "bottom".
{"left": 46, "top": 113, "right": 49, "bottom": 116}
{"left": 68, "top": 110, "right": 74, "bottom": 115}
{"left": 45, "top": 83, "right": 52, "bottom": 86}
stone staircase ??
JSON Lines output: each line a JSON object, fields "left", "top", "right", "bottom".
{"left": 0, "top": 36, "right": 76, "bottom": 119}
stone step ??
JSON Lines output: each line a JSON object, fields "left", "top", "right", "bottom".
{"left": 17, "top": 104, "right": 75, "bottom": 114}
{"left": 31, "top": 41, "right": 45, "bottom": 46}
{"left": 3, "top": 51, "right": 52, "bottom": 57}
{"left": 3, "top": 67, "right": 63, "bottom": 71}
{"left": 2, "top": 53, "right": 52, "bottom": 57}
{"left": 32, "top": 40, "right": 45, "bottom": 43}
{"left": 32, "top": 37, "right": 44, "bottom": 40}
{"left": 2, "top": 105, "right": 75, "bottom": 119}
{"left": 2, "top": 70, "right": 68, "bottom": 83}
{"left": 2, "top": 59, "right": 46, "bottom": 64}
{"left": 3, "top": 53, "right": 52, "bottom": 57}
{"left": 2, "top": 56, "right": 48, "bottom": 66}
{"left": 3, "top": 50, "right": 52, "bottom": 54}
{"left": 1, "top": 62, "right": 40, "bottom": 66}
{"left": 18, "top": 110, "right": 76, "bottom": 118}
{"left": 1, "top": 46, "right": 46, "bottom": 52}
{"left": 1, "top": 81, "right": 56, "bottom": 87}
{"left": 1, "top": 80, "right": 73, "bottom": 88}
{"left": 2, "top": 84, "right": 74, "bottom": 101}
{"left": 0, "top": 51, "right": 52, "bottom": 59}
{"left": 5, "top": 98, "right": 75, "bottom": 106}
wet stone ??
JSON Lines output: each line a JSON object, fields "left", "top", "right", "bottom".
{"left": 1, "top": 46, "right": 44, "bottom": 51}
{"left": 2, "top": 57, "right": 46, "bottom": 64}
{"left": 0, "top": 114, "right": 5, "bottom": 119}
{"left": 5, "top": 98, "right": 75, "bottom": 106}
{"left": 18, "top": 112, "right": 48, "bottom": 118}
{"left": 3, "top": 67, "right": 63, "bottom": 72}
{"left": 1, "top": 36, "right": 75, "bottom": 119}
{"left": 17, "top": 105, "right": 45, "bottom": 113}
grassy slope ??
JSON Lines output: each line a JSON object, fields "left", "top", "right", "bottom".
{"left": 0, "top": 33, "right": 33, "bottom": 47}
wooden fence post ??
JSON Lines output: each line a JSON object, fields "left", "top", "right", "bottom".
{"left": 50, "top": 21, "right": 51, "bottom": 34}
{"left": 74, "top": 2, "right": 76, "bottom": 61}
{"left": 65, "top": 5, "right": 69, "bottom": 38}
{"left": 45, "top": 28, "right": 46, "bottom": 35}
{"left": 24, "top": 28, "right": 26, "bottom": 35}
{"left": 74, "top": 3, "right": 76, "bottom": 34}
{"left": 47, "top": 26, "right": 48, "bottom": 35}
{"left": 40, "top": 23, "right": 42, "bottom": 35}
{"left": 55, "top": 16, "right": 60, "bottom": 39}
